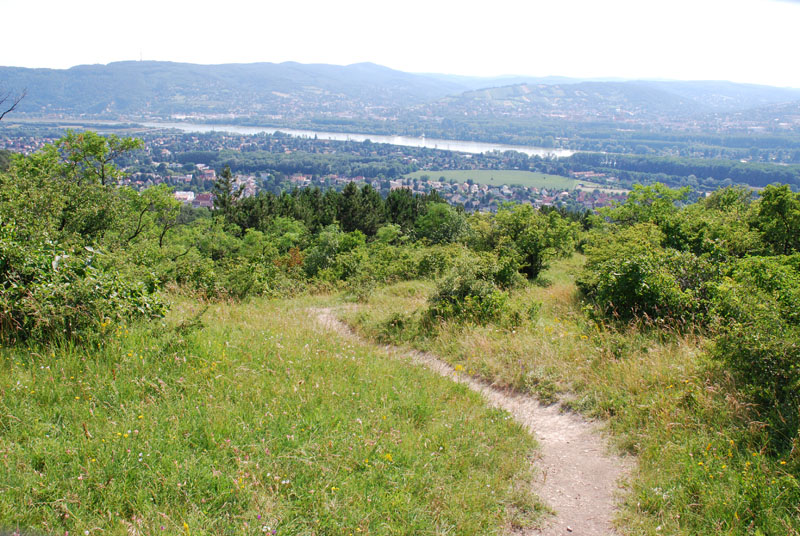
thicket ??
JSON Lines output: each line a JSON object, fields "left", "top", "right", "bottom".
{"left": 0, "top": 132, "right": 168, "bottom": 343}
{"left": 0, "top": 132, "right": 579, "bottom": 343}
{"left": 5, "top": 134, "right": 797, "bottom": 444}
{"left": 578, "top": 183, "right": 800, "bottom": 451}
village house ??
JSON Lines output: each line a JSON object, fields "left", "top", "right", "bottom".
{"left": 192, "top": 193, "right": 214, "bottom": 209}
{"left": 173, "top": 191, "right": 195, "bottom": 204}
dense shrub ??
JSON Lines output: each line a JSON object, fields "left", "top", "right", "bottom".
{"left": 416, "top": 245, "right": 461, "bottom": 279}
{"left": 347, "top": 243, "right": 418, "bottom": 283}
{"left": 599, "top": 183, "right": 689, "bottom": 226}
{"left": 0, "top": 222, "right": 165, "bottom": 342}
{"left": 220, "top": 259, "right": 285, "bottom": 299}
{"left": 425, "top": 253, "right": 512, "bottom": 325}
{"left": 578, "top": 224, "right": 718, "bottom": 323}
{"left": 168, "top": 249, "right": 221, "bottom": 297}
{"left": 750, "top": 184, "right": 800, "bottom": 255}
{"left": 710, "top": 255, "right": 800, "bottom": 449}
{"left": 661, "top": 187, "right": 761, "bottom": 260}
{"left": 304, "top": 225, "right": 365, "bottom": 278}
{"left": 499, "top": 299, "right": 542, "bottom": 330}
{"left": 468, "top": 204, "right": 578, "bottom": 280}
{"left": 415, "top": 203, "right": 467, "bottom": 244}
{"left": 582, "top": 184, "right": 800, "bottom": 451}
{"left": 494, "top": 204, "right": 579, "bottom": 280}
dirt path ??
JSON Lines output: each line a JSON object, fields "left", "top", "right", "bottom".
{"left": 313, "top": 307, "right": 631, "bottom": 536}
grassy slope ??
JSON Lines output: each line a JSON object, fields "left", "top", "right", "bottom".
{"left": 0, "top": 296, "right": 542, "bottom": 535}
{"left": 406, "top": 170, "right": 575, "bottom": 190}
{"left": 345, "top": 257, "right": 800, "bottom": 535}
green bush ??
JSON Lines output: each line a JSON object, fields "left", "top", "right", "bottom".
{"left": 0, "top": 222, "right": 165, "bottom": 342}
{"left": 169, "top": 249, "right": 221, "bottom": 297}
{"left": 338, "top": 243, "right": 419, "bottom": 295}
{"left": 342, "top": 271, "right": 376, "bottom": 303}
{"left": 661, "top": 191, "right": 761, "bottom": 260}
{"left": 750, "top": 184, "right": 800, "bottom": 255}
{"left": 494, "top": 204, "right": 579, "bottom": 280}
{"left": 710, "top": 255, "right": 800, "bottom": 449}
{"left": 415, "top": 203, "right": 467, "bottom": 244}
{"left": 416, "top": 245, "right": 458, "bottom": 279}
{"left": 425, "top": 254, "right": 510, "bottom": 325}
{"left": 578, "top": 224, "right": 717, "bottom": 324}
{"left": 599, "top": 183, "right": 690, "bottom": 226}
{"left": 373, "top": 311, "right": 427, "bottom": 344}
{"left": 304, "top": 225, "right": 365, "bottom": 278}
{"left": 499, "top": 299, "right": 542, "bottom": 330}
{"left": 221, "top": 260, "right": 272, "bottom": 299}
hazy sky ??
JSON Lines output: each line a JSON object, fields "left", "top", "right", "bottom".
{"left": 2, "top": 0, "right": 799, "bottom": 87}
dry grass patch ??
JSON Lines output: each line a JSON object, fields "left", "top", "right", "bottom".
{"left": 344, "top": 256, "right": 800, "bottom": 535}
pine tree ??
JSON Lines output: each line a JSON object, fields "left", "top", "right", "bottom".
{"left": 338, "top": 181, "right": 362, "bottom": 233}
{"left": 212, "top": 166, "right": 242, "bottom": 223}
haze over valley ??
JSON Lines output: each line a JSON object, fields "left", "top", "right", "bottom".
{"left": 4, "top": 60, "right": 800, "bottom": 138}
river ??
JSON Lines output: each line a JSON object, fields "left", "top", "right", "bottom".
{"left": 141, "top": 121, "right": 574, "bottom": 158}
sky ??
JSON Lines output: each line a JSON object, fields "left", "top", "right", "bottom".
{"left": 2, "top": 0, "right": 799, "bottom": 87}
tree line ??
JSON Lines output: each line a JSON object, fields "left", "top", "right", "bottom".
{"left": 569, "top": 152, "right": 800, "bottom": 189}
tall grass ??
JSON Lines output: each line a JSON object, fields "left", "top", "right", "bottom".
{"left": 0, "top": 295, "right": 542, "bottom": 535}
{"left": 345, "top": 256, "right": 800, "bottom": 535}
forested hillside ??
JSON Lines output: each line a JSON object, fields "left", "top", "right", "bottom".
{"left": 5, "top": 62, "right": 800, "bottom": 121}
{"left": 435, "top": 80, "right": 800, "bottom": 118}
{"left": 1, "top": 133, "right": 798, "bottom": 534}
{"left": 0, "top": 61, "right": 472, "bottom": 117}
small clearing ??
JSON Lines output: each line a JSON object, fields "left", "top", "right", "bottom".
{"left": 314, "top": 307, "right": 632, "bottom": 536}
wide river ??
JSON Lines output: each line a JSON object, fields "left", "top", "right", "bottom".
{"left": 141, "top": 121, "right": 574, "bottom": 159}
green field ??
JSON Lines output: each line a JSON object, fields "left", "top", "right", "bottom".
{"left": 407, "top": 170, "right": 576, "bottom": 190}
{"left": 0, "top": 295, "right": 541, "bottom": 535}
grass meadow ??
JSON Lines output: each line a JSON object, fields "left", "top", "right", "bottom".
{"left": 0, "top": 296, "right": 542, "bottom": 535}
{"left": 3, "top": 256, "right": 798, "bottom": 535}
{"left": 344, "top": 256, "right": 800, "bottom": 536}
{"left": 406, "top": 170, "right": 575, "bottom": 190}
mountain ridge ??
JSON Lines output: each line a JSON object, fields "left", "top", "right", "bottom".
{"left": 2, "top": 60, "right": 800, "bottom": 126}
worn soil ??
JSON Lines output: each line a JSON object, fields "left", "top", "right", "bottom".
{"left": 313, "top": 307, "right": 632, "bottom": 535}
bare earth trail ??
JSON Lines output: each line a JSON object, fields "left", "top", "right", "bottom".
{"left": 313, "top": 307, "right": 632, "bottom": 536}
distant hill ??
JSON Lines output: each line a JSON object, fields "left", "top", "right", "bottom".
{"left": 642, "top": 80, "right": 800, "bottom": 112}
{"left": 2, "top": 60, "right": 800, "bottom": 127}
{"left": 419, "top": 73, "right": 632, "bottom": 89}
{"left": 712, "top": 100, "right": 800, "bottom": 125}
{"left": 0, "top": 61, "right": 470, "bottom": 118}
{"left": 419, "top": 80, "right": 800, "bottom": 122}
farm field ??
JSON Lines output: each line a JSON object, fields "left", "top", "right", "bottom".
{"left": 407, "top": 170, "right": 576, "bottom": 190}
{"left": 574, "top": 181, "right": 630, "bottom": 194}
